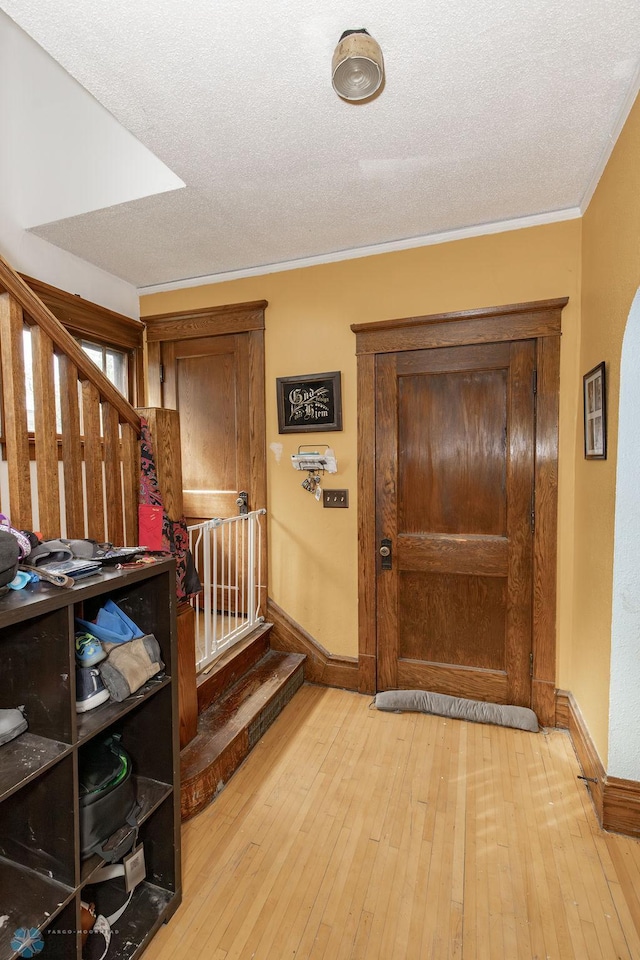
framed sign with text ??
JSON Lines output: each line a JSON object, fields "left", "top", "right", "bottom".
{"left": 276, "top": 371, "right": 342, "bottom": 433}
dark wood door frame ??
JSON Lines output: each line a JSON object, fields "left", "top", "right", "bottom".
{"left": 143, "top": 300, "right": 268, "bottom": 616}
{"left": 351, "top": 297, "right": 568, "bottom": 726}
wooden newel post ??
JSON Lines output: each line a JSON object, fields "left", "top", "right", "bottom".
{"left": 136, "top": 406, "right": 184, "bottom": 518}
{"left": 137, "top": 406, "right": 198, "bottom": 748}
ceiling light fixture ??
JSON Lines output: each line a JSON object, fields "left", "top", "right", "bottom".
{"left": 331, "top": 29, "right": 384, "bottom": 102}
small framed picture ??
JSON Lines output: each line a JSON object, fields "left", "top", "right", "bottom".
{"left": 276, "top": 371, "right": 342, "bottom": 433}
{"left": 583, "top": 361, "right": 607, "bottom": 459}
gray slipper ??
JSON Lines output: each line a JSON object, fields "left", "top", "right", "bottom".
{"left": 0, "top": 706, "right": 28, "bottom": 746}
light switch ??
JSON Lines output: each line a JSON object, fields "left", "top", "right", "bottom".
{"left": 323, "top": 489, "right": 349, "bottom": 508}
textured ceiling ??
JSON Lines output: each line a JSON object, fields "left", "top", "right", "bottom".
{"left": 3, "top": 0, "right": 640, "bottom": 290}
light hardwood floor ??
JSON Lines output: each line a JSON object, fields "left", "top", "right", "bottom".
{"left": 148, "top": 684, "right": 640, "bottom": 960}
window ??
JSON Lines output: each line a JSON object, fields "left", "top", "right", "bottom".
{"left": 79, "top": 339, "right": 129, "bottom": 397}
{"left": 21, "top": 328, "right": 130, "bottom": 433}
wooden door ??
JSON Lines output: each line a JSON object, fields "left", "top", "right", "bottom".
{"left": 161, "top": 333, "right": 251, "bottom": 522}
{"left": 376, "top": 340, "right": 535, "bottom": 706}
{"left": 162, "top": 333, "right": 253, "bottom": 614}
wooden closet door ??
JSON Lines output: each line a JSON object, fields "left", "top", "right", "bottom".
{"left": 376, "top": 340, "right": 535, "bottom": 706}
{"left": 161, "top": 333, "right": 250, "bottom": 521}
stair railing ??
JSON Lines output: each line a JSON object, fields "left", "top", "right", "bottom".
{"left": 0, "top": 253, "right": 141, "bottom": 543}
{"left": 188, "top": 509, "right": 266, "bottom": 672}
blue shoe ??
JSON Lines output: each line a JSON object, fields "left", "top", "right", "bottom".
{"left": 75, "top": 602, "right": 143, "bottom": 645}
{"left": 76, "top": 666, "right": 110, "bottom": 713}
{"left": 75, "top": 631, "right": 106, "bottom": 667}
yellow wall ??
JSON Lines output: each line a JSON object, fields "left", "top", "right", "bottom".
{"left": 573, "top": 94, "right": 640, "bottom": 763}
{"left": 141, "top": 221, "right": 582, "bottom": 673}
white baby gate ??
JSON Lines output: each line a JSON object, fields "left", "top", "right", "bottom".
{"left": 188, "top": 508, "right": 266, "bottom": 672}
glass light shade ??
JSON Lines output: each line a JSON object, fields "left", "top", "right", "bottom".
{"left": 331, "top": 30, "right": 384, "bottom": 102}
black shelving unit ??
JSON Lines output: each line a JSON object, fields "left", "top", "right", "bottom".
{"left": 0, "top": 559, "right": 181, "bottom": 960}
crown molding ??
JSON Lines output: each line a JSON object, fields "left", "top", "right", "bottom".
{"left": 137, "top": 206, "right": 582, "bottom": 296}
{"left": 580, "top": 67, "right": 640, "bottom": 215}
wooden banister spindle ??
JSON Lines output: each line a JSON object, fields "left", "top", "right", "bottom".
{"left": 31, "top": 324, "right": 61, "bottom": 538}
{"left": 0, "top": 253, "right": 140, "bottom": 432}
{"left": 82, "top": 380, "right": 105, "bottom": 542}
{"left": 0, "top": 256, "right": 144, "bottom": 553}
{"left": 0, "top": 293, "right": 33, "bottom": 530}
{"left": 58, "top": 355, "right": 85, "bottom": 538}
{"left": 121, "top": 422, "right": 140, "bottom": 545}
{"left": 103, "top": 403, "right": 124, "bottom": 546}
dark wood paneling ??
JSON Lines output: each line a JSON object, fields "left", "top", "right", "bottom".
{"left": 197, "top": 626, "right": 271, "bottom": 713}
{"left": 352, "top": 298, "right": 567, "bottom": 355}
{"left": 505, "top": 340, "right": 535, "bottom": 706}
{"left": 358, "top": 654, "right": 376, "bottom": 695}
{"left": 177, "top": 603, "right": 198, "bottom": 749}
{"left": 248, "top": 329, "right": 267, "bottom": 614}
{"left": 0, "top": 293, "right": 33, "bottom": 529}
{"left": 183, "top": 491, "right": 238, "bottom": 518}
{"left": 145, "top": 341, "right": 162, "bottom": 407}
{"left": 181, "top": 649, "right": 303, "bottom": 820}
{"left": 398, "top": 366, "right": 507, "bottom": 536}
{"left": 559, "top": 689, "right": 640, "bottom": 838}
{"left": 58, "top": 355, "right": 85, "bottom": 538}
{"left": 533, "top": 335, "right": 561, "bottom": 686}
{"left": 376, "top": 340, "right": 534, "bottom": 706}
{"left": 159, "top": 330, "right": 262, "bottom": 523}
{"left": 398, "top": 534, "right": 508, "bottom": 576}
{"left": 0, "top": 257, "right": 140, "bottom": 431}
{"left": 375, "top": 354, "right": 399, "bottom": 690}
{"left": 21, "top": 273, "right": 144, "bottom": 349}
{"left": 31, "top": 325, "right": 60, "bottom": 538}
{"left": 396, "top": 660, "right": 507, "bottom": 703}
{"left": 555, "top": 689, "right": 571, "bottom": 728}
{"left": 145, "top": 306, "right": 267, "bottom": 634}
{"left": 82, "top": 382, "right": 105, "bottom": 542}
{"left": 355, "top": 312, "right": 561, "bottom": 356}
{"left": 235, "top": 333, "right": 251, "bottom": 497}
{"left": 144, "top": 301, "right": 267, "bottom": 342}
{"left": 102, "top": 402, "right": 124, "bottom": 545}
{"left": 355, "top": 298, "right": 566, "bottom": 705}
{"left": 565, "top": 690, "right": 605, "bottom": 822}
{"left": 178, "top": 351, "right": 236, "bottom": 491}
{"left": 604, "top": 778, "right": 640, "bottom": 838}
{"left": 121, "top": 423, "right": 140, "bottom": 545}
{"left": 357, "top": 353, "right": 377, "bottom": 663}
{"left": 396, "top": 340, "right": 510, "bottom": 374}
{"left": 352, "top": 297, "right": 568, "bottom": 335}
{"left": 136, "top": 408, "right": 184, "bottom": 519}
{"left": 159, "top": 340, "right": 177, "bottom": 407}
{"left": 531, "top": 679, "right": 556, "bottom": 728}
{"left": 399, "top": 570, "right": 507, "bottom": 669}
{"left": 267, "top": 598, "right": 359, "bottom": 691}
{"left": 182, "top": 728, "right": 249, "bottom": 821}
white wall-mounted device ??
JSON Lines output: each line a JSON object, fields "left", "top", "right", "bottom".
{"left": 291, "top": 446, "right": 338, "bottom": 474}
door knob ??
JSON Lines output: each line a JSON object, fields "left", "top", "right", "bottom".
{"left": 379, "top": 538, "right": 392, "bottom": 570}
{"left": 379, "top": 545, "right": 391, "bottom": 557}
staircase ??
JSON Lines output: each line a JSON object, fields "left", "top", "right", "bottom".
{"left": 180, "top": 625, "right": 305, "bottom": 820}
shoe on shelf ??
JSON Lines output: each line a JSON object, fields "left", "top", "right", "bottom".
{"left": 75, "top": 631, "right": 106, "bottom": 667}
{"left": 0, "top": 706, "right": 28, "bottom": 746}
{"left": 76, "top": 666, "right": 110, "bottom": 713}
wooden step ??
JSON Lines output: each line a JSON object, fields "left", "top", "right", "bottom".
{"left": 196, "top": 622, "right": 273, "bottom": 713}
{"left": 180, "top": 649, "right": 305, "bottom": 820}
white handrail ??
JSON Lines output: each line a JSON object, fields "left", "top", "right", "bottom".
{"left": 188, "top": 509, "right": 266, "bottom": 672}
